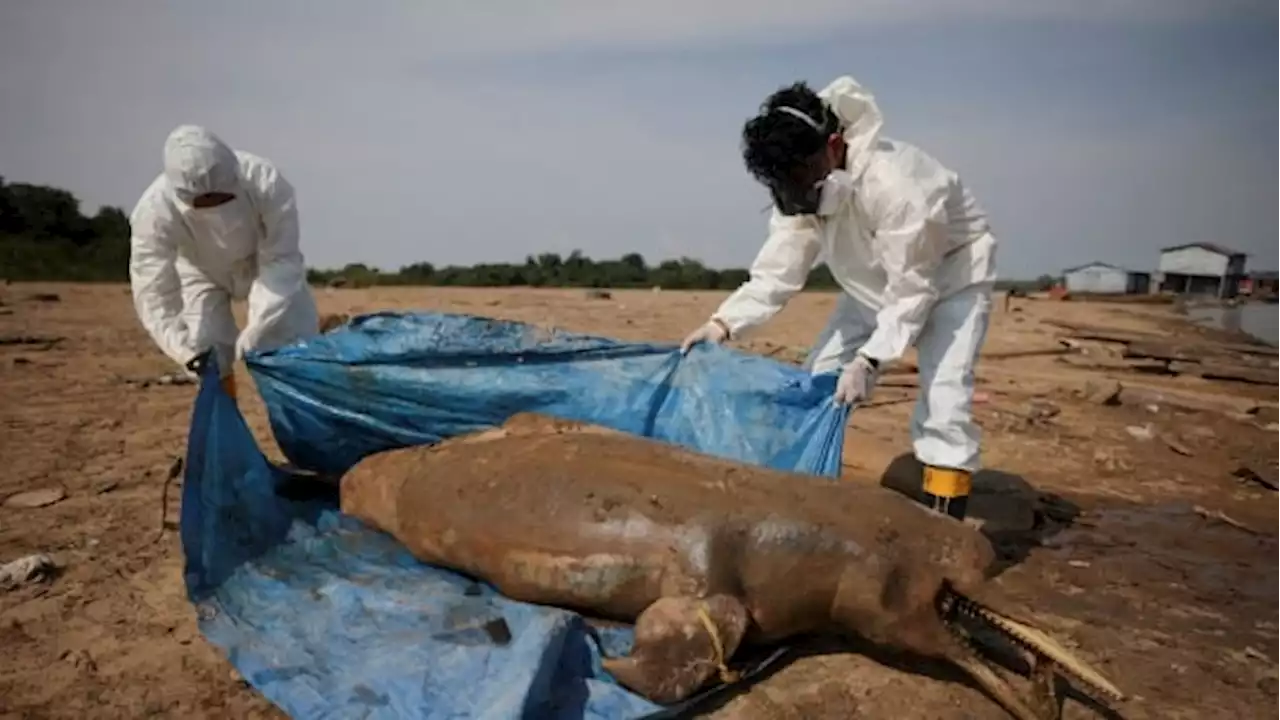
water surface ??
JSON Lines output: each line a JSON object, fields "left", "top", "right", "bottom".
{"left": 1186, "top": 303, "right": 1277, "bottom": 347}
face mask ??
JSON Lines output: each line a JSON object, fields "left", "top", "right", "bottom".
{"left": 816, "top": 169, "right": 856, "bottom": 217}
{"left": 192, "top": 197, "right": 249, "bottom": 238}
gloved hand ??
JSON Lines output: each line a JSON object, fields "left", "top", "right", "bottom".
{"left": 680, "top": 318, "right": 729, "bottom": 355}
{"left": 184, "top": 348, "right": 212, "bottom": 376}
{"left": 834, "top": 354, "right": 879, "bottom": 406}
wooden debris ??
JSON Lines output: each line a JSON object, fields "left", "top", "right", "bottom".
{"left": 1046, "top": 319, "right": 1277, "bottom": 386}
{"left": 981, "top": 342, "right": 1078, "bottom": 361}
{"left": 155, "top": 457, "right": 185, "bottom": 542}
{"left": 1232, "top": 466, "right": 1278, "bottom": 492}
{"left": 0, "top": 334, "right": 64, "bottom": 350}
{"left": 1168, "top": 361, "right": 1277, "bottom": 386}
{"left": 1193, "top": 505, "right": 1262, "bottom": 535}
{"left": 1113, "top": 385, "right": 1264, "bottom": 417}
{"left": 1047, "top": 320, "right": 1275, "bottom": 357}
{"left": 1058, "top": 355, "right": 1169, "bottom": 373}
{"left": 1042, "top": 320, "right": 1163, "bottom": 345}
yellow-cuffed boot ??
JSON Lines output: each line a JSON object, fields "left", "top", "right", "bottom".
{"left": 923, "top": 465, "right": 972, "bottom": 521}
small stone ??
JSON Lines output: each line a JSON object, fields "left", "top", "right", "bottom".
{"left": 1258, "top": 676, "right": 1278, "bottom": 696}
{"left": 1125, "top": 424, "right": 1154, "bottom": 441}
{"left": 1026, "top": 399, "right": 1061, "bottom": 421}
{"left": 1160, "top": 434, "right": 1194, "bottom": 457}
{"left": 4, "top": 487, "right": 67, "bottom": 508}
{"left": 61, "top": 648, "right": 97, "bottom": 672}
{"left": 1244, "top": 646, "right": 1269, "bottom": 663}
{"left": 1084, "top": 379, "right": 1123, "bottom": 406}
{"left": 0, "top": 554, "right": 56, "bottom": 589}
{"left": 1067, "top": 560, "right": 1091, "bottom": 568}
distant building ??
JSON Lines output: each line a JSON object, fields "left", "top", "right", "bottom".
{"left": 1061, "top": 262, "right": 1151, "bottom": 295}
{"left": 1157, "top": 243, "right": 1247, "bottom": 298}
{"left": 1240, "top": 270, "right": 1278, "bottom": 297}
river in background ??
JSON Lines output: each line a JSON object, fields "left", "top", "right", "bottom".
{"left": 1186, "top": 302, "right": 1278, "bottom": 347}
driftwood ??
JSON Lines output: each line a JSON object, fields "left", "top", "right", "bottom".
{"left": 1046, "top": 320, "right": 1276, "bottom": 385}
{"left": 0, "top": 334, "right": 64, "bottom": 349}
{"left": 1167, "top": 361, "right": 1277, "bottom": 386}
{"left": 1042, "top": 320, "right": 1164, "bottom": 345}
{"left": 981, "top": 343, "right": 1078, "bottom": 361}
{"left": 1112, "top": 384, "right": 1268, "bottom": 417}
{"left": 1045, "top": 319, "right": 1273, "bottom": 354}
{"left": 1058, "top": 355, "right": 1169, "bottom": 373}
{"left": 1046, "top": 320, "right": 1275, "bottom": 357}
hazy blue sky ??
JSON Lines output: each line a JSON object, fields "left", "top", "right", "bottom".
{"left": 1, "top": 1, "right": 1275, "bottom": 276}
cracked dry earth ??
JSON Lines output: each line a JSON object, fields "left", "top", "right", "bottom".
{"left": 1, "top": 283, "right": 1276, "bottom": 719}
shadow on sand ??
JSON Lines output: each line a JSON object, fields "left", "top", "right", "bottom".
{"left": 878, "top": 453, "right": 1082, "bottom": 570}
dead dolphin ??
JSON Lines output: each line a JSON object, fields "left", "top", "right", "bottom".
{"left": 340, "top": 413, "right": 1124, "bottom": 720}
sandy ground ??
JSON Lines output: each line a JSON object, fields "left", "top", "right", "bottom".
{"left": 0, "top": 283, "right": 1276, "bottom": 719}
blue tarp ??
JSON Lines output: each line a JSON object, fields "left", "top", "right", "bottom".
{"left": 181, "top": 311, "right": 848, "bottom": 719}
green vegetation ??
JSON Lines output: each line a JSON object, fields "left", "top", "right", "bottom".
{"left": 304, "top": 255, "right": 848, "bottom": 291}
{"left": 1, "top": 177, "right": 1054, "bottom": 292}
{"left": 0, "top": 176, "right": 131, "bottom": 281}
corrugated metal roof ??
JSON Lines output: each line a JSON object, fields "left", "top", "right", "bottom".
{"left": 1061, "top": 261, "right": 1135, "bottom": 274}
{"left": 1159, "top": 242, "right": 1246, "bottom": 257}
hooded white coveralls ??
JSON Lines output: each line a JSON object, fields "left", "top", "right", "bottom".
{"left": 712, "top": 77, "right": 998, "bottom": 473}
{"left": 128, "top": 125, "right": 320, "bottom": 380}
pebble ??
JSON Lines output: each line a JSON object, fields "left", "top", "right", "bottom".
{"left": 3, "top": 487, "right": 67, "bottom": 509}
{"left": 1125, "top": 424, "right": 1155, "bottom": 441}
{"left": 0, "top": 554, "right": 57, "bottom": 589}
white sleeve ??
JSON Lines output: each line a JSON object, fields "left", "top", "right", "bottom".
{"left": 856, "top": 168, "right": 951, "bottom": 364}
{"left": 239, "top": 163, "right": 313, "bottom": 353}
{"left": 128, "top": 196, "right": 196, "bottom": 368}
{"left": 711, "top": 209, "right": 823, "bottom": 338}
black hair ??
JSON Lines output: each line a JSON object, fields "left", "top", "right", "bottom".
{"left": 740, "top": 81, "right": 840, "bottom": 189}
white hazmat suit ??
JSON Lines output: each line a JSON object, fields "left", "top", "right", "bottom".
{"left": 692, "top": 76, "right": 998, "bottom": 516}
{"left": 128, "top": 125, "right": 319, "bottom": 395}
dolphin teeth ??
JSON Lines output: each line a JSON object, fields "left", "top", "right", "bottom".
{"left": 956, "top": 595, "right": 1126, "bottom": 703}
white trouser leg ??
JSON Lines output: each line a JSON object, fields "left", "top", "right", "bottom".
{"left": 910, "top": 282, "right": 994, "bottom": 472}
{"left": 178, "top": 266, "right": 238, "bottom": 378}
{"left": 802, "top": 292, "right": 877, "bottom": 375}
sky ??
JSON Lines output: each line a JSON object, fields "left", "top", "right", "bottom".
{"left": 0, "top": 1, "right": 1275, "bottom": 277}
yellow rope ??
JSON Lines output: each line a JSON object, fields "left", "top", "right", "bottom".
{"left": 695, "top": 603, "right": 740, "bottom": 685}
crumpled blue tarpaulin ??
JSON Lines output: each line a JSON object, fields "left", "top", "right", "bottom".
{"left": 180, "top": 311, "right": 848, "bottom": 719}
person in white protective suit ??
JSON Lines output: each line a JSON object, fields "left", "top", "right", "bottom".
{"left": 128, "top": 124, "right": 320, "bottom": 402}
{"left": 680, "top": 77, "right": 998, "bottom": 521}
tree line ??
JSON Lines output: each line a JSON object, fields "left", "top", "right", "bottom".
{"left": 1, "top": 177, "right": 1055, "bottom": 292}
